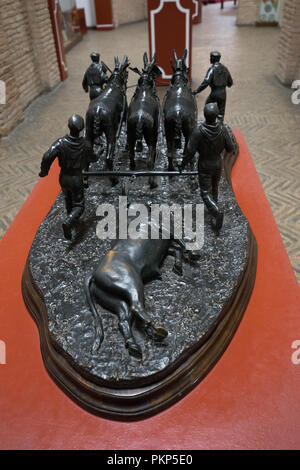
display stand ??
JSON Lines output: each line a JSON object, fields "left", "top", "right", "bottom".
{"left": 0, "top": 132, "right": 299, "bottom": 449}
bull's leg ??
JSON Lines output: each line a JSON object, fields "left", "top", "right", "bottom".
{"left": 94, "top": 262, "right": 168, "bottom": 342}
{"left": 168, "top": 245, "right": 183, "bottom": 276}
{"left": 91, "top": 284, "right": 142, "bottom": 358}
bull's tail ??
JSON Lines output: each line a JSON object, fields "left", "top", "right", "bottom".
{"left": 84, "top": 274, "right": 104, "bottom": 353}
{"left": 135, "top": 117, "right": 143, "bottom": 152}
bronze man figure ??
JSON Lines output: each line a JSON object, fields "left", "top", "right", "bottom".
{"left": 39, "top": 114, "right": 94, "bottom": 240}
{"left": 180, "top": 103, "right": 234, "bottom": 232}
{"left": 82, "top": 52, "right": 109, "bottom": 100}
{"left": 193, "top": 51, "right": 233, "bottom": 122}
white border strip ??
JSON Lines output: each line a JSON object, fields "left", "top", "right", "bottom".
{"left": 97, "top": 24, "right": 114, "bottom": 28}
{"left": 150, "top": 0, "right": 190, "bottom": 80}
{"left": 192, "top": 0, "right": 199, "bottom": 20}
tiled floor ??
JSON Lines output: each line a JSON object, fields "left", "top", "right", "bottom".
{"left": 0, "top": 4, "right": 299, "bottom": 283}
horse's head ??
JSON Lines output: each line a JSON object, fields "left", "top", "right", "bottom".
{"left": 109, "top": 55, "right": 130, "bottom": 89}
{"left": 170, "top": 49, "right": 189, "bottom": 83}
{"left": 130, "top": 52, "right": 162, "bottom": 88}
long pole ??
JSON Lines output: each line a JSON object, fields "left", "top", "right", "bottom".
{"left": 82, "top": 170, "right": 198, "bottom": 177}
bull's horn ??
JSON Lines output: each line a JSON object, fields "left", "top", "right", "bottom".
{"left": 173, "top": 50, "right": 178, "bottom": 62}
{"left": 182, "top": 49, "right": 188, "bottom": 62}
{"left": 114, "top": 56, "right": 119, "bottom": 67}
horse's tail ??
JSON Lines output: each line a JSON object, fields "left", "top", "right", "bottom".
{"left": 93, "top": 109, "right": 102, "bottom": 138}
{"left": 135, "top": 116, "right": 143, "bottom": 152}
{"left": 174, "top": 113, "right": 182, "bottom": 149}
{"left": 84, "top": 274, "right": 104, "bottom": 353}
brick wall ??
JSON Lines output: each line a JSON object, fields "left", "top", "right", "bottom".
{"left": 276, "top": 0, "right": 300, "bottom": 85}
{"left": 236, "top": 0, "right": 258, "bottom": 25}
{"left": 0, "top": 0, "right": 60, "bottom": 137}
{"left": 112, "top": 0, "right": 147, "bottom": 28}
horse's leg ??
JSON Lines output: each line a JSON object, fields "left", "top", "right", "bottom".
{"left": 84, "top": 111, "right": 96, "bottom": 187}
{"left": 126, "top": 122, "right": 136, "bottom": 170}
{"left": 91, "top": 284, "right": 142, "bottom": 358}
{"left": 144, "top": 127, "right": 157, "bottom": 188}
{"left": 165, "top": 125, "right": 175, "bottom": 172}
{"left": 104, "top": 126, "right": 118, "bottom": 186}
{"left": 182, "top": 120, "right": 193, "bottom": 170}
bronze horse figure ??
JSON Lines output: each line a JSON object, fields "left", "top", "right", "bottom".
{"left": 85, "top": 56, "right": 130, "bottom": 172}
{"left": 163, "top": 50, "right": 197, "bottom": 171}
{"left": 126, "top": 52, "right": 162, "bottom": 188}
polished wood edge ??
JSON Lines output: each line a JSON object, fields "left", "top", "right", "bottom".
{"left": 21, "top": 148, "right": 258, "bottom": 421}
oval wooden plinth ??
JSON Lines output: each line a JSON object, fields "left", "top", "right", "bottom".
{"left": 22, "top": 232, "right": 256, "bottom": 420}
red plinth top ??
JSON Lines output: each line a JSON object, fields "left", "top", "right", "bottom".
{"left": 0, "top": 131, "right": 299, "bottom": 450}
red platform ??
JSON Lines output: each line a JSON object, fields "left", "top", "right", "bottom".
{"left": 0, "top": 131, "right": 299, "bottom": 450}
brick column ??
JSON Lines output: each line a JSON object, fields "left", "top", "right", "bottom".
{"left": 276, "top": 0, "right": 300, "bottom": 85}
{"left": 24, "top": 0, "right": 60, "bottom": 90}
{"left": 236, "top": 0, "right": 258, "bottom": 26}
{"left": 0, "top": 11, "right": 24, "bottom": 137}
{"left": 0, "top": 0, "right": 61, "bottom": 136}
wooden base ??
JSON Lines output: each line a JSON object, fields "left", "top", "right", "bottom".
{"left": 21, "top": 148, "right": 257, "bottom": 421}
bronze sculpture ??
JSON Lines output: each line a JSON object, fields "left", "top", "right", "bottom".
{"left": 22, "top": 48, "right": 258, "bottom": 419}
{"left": 39, "top": 114, "right": 95, "bottom": 240}
{"left": 163, "top": 50, "right": 197, "bottom": 171}
{"left": 180, "top": 103, "right": 234, "bottom": 232}
{"left": 82, "top": 52, "right": 109, "bottom": 101}
{"left": 126, "top": 52, "right": 162, "bottom": 188}
{"left": 193, "top": 51, "right": 233, "bottom": 122}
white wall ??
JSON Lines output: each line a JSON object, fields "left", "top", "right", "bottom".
{"left": 75, "top": 0, "right": 96, "bottom": 27}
